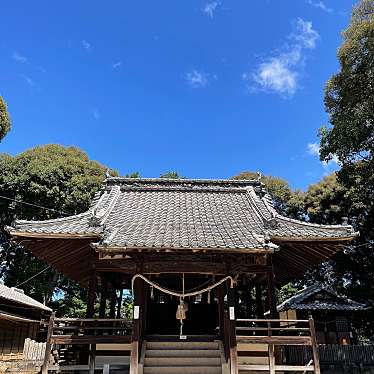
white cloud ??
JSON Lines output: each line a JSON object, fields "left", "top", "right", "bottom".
{"left": 82, "top": 40, "right": 92, "bottom": 51}
{"left": 307, "top": 142, "right": 320, "bottom": 156}
{"left": 202, "top": 2, "right": 220, "bottom": 18}
{"left": 251, "top": 50, "right": 301, "bottom": 96}
{"left": 92, "top": 108, "right": 100, "bottom": 120}
{"left": 12, "top": 52, "right": 27, "bottom": 63}
{"left": 112, "top": 61, "right": 122, "bottom": 69}
{"left": 307, "top": 142, "right": 339, "bottom": 175}
{"left": 307, "top": 0, "right": 333, "bottom": 13}
{"left": 292, "top": 18, "right": 320, "bottom": 50}
{"left": 185, "top": 70, "right": 209, "bottom": 88}
{"left": 22, "top": 75, "right": 34, "bottom": 86}
{"left": 248, "top": 18, "right": 319, "bottom": 97}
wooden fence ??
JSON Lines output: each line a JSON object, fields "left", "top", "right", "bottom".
{"left": 22, "top": 338, "right": 46, "bottom": 362}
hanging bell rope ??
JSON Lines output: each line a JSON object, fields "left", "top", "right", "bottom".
{"left": 131, "top": 274, "right": 235, "bottom": 298}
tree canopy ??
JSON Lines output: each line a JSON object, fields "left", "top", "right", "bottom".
{"left": 0, "top": 144, "right": 115, "bottom": 305}
{"left": 318, "top": 0, "right": 374, "bottom": 309}
{"left": 0, "top": 96, "right": 11, "bottom": 142}
{"left": 232, "top": 171, "right": 304, "bottom": 219}
{"left": 160, "top": 171, "right": 186, "bottom": 179}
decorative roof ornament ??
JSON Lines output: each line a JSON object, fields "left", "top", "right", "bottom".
{"left": 256, "top": 171, "right": 262, "bottom": 181}
{"left": 105, "top": 169, "right": 112, "bottom": 179}
{"left": 89, "top": 207, "right": 101, "bottom": 227}
{"left": 264, "top": 230, "right": 271, "bottom": 243}
{"left": 101, "top": 225, "right": 112, "bottom": 246}
{"left": 264, "top": 218, "right": 279, "bottom": 229}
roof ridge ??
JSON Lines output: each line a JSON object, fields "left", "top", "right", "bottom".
{"left": 105, "top": 177, "right": 262, "bottom": 186}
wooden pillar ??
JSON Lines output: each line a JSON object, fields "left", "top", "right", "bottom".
{"left": 86, "top": 258, "right": 97, "bottom": 373}
{"left": 86, "top": 261, "right": 97, "bottom": 318}
{"left": 99, "top": 277, "right": 108, "bottom": 318}
{"left": 309, "top": 317, "right": 321, "bottom": 374}
{"left": 130, "top": 273, "right": 144, "bottom": 374}
{"left": 109, "top": 286, "right": 117, "bottom": 318}
{"left": 227, "top": 281, "right": 238, "bottom": 374}
{"left": 88, "top": 344, "right": 96, "bottom": 374}
{"left": 217, "top": 284, "right": 225, "bottom": 339}
{"left": 266, "top": 256, "right": 277, "bottom": 319}
{"left": 41, "top": 312, "right": 55, "bottom": 374}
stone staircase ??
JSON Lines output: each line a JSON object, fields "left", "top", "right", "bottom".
{"left": 141, "top": 340, "right": 226, "bottom": 374}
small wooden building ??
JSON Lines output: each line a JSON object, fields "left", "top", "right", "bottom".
{"left": 6, "top": 178, "right": 359, "bottom": 373}
{"left": 0, "top": 283, "right": 51, "bottom": 359}
{"left": 277, "top": 284, "right": 367, "bottom": 345}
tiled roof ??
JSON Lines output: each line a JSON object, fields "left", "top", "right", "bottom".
{"left": 0, "top": 283, "right": 52, "bottom": 312}
{"left": 8, "top": 178, "right": 357, "bottom": 251}
{"left": 277, "top": 284, "right": 367, "bottom": 312}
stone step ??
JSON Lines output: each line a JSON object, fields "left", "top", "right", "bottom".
{"left": 146, "top": 349, "right": 221, "bottom": 358}
{"left": 146, "top": 341, "right": 219, "bottom": 350}
{"left": 143, "top": 366, "right": 222, "bottom": 374}
{"left": 144, "top": 357, "right": 221, "bottom": 367}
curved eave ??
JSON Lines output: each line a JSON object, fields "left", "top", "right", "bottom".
{"left": 271, "top": 233, "right": 358, "bottom": 242}
{"left": 93, "top": 244, "right": 274, "bottom": 254}
{"left": 8, "top": 229, "right": 100, "bottom": 239}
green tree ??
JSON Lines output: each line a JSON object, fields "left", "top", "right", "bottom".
{"left": 0, "top": 96, "right": 11, "bottom": 142}
{"left": 320, "top": 0, "right": 374, "bottom": 239}
{"left": 318, "top": 0, "right": 374, "bottom": 313}
{"left": 232, "top": 171, "right": 304, "bottom": 219}
{"left": 304, "top": 173, "right": 349, "bottom": 225}
{"left": 0, "top": 144, "right": 116, "bottom": 307}
{"left": 160, "top": 171, "right": 186, "bottom": 179}
{"left": 124, "top": 172, "right": 141, "bottom": 178}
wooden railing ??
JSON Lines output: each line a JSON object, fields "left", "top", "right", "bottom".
{"left": 235, "top": 318, "right": 320, "bottom": 374}
{"left": 286, "top": 344, "right": 374, "bottom": 366}
{"left": 41, "top": 313, "right": 132, "bottom": 374}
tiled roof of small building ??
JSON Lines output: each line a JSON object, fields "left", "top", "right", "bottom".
{"left": 277, "top": 284, "right": 367, "bottom": 312}
{"left": 8, "top": 178, "right": 357, "bottom": 251}
{"left": 0, "top": 283, "right": 52, "bottom": 312}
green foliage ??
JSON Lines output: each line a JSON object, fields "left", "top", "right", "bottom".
{"left": 0, "top": 144, "right": 116, "bottom": 307}
{"left": 160, "top": 171, "right": 186, "bottom": 179}
{"left": 124, "top": 172, "right": 141, "bottom": 178}
{"left": 304, "top": 173, "right": 349, "bottom": 225}
{"left": 0, "top": 96, "right": 11, "bottom": 142}
{"left": 321, "top": 0, "right": 374, "bottom": 166}
{"left": 277, "top": 283, "right": 299, "bottom": 304}
{"left": 318, "top": 0, "right": 374, "bottom": 318}
{"left": 121, "top": 294, "right": 134, "bottom": 318}
{"left": 232, "top": 171, "right": 305, "bottom": 219}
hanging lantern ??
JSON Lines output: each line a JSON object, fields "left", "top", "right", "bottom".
{"left": 176, "top": 302, "right": 186, "bottom": 320}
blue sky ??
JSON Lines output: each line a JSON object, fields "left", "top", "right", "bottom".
{"left": 0, "top": 0, "right": 356, "bottom": 189}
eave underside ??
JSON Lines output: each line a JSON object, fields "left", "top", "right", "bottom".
{"left": 11, "top": 236, "right": 350, "bottom": 286}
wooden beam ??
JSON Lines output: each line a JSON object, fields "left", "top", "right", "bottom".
{"left": 51, "top": 335, "right": 131, "bottom": 344}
